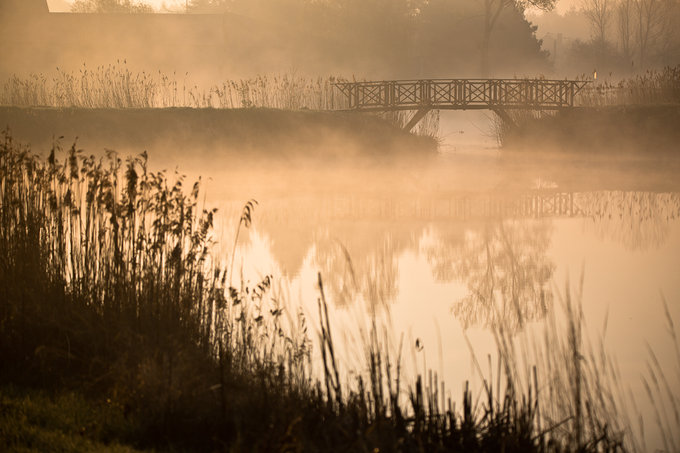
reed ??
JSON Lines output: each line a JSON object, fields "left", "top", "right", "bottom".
{"left": 576, "top": 66, "right": 680, "bottom": 107}
{"left": 0, "top": 131, "right": 626, "bottom": 451}
{"left": 641, "top": 297, "right": 680, "bottom": 453}
{"left": 486, "top": 276, "right": 633, "bottom": 452}
{"left": 0, "top": 63, "right": 441, "bottom": 137}
{"left": 0, "top": 63, "right": 346, "bottom": 110}
{"left": 490, "top": 109, "right": 551, "bottom": 147}
{"left": 491, "top": 66, "right": 680, "bottom": 146}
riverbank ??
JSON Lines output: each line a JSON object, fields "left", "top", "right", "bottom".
{"left": 0, "top": 131, "right": 630, "bottom": 453}
{"left": 502, "top": 104, "right": 680, "bottom": 155}
{"left": 0, "top": 106, "right": 437, "bottom": 163}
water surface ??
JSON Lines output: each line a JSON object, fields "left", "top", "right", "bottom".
{"left": 170, "top": 121, "right": 680, "bottom": 451}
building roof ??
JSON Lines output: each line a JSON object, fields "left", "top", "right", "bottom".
{"left": 0, "top": 0, "right": 49, "bottom": 15}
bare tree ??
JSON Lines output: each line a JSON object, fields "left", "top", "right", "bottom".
{"left": 633, "top": 0, "right": 662, "bottom": 67}
{"left": 480, "top": 0, "right": 555, "bottom": 76}
{"left": 582, "top": 0, "right": 613, "bottom": 45}
{"left": 617, "top": 0, "right": 634, "bottom": 63}
{"left": 615, "top": 0, "right": 678, "bottom": 68}
{"left": 654, "top": 0, "right": 680, "bottom": 64}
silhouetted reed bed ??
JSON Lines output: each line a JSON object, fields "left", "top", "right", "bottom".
{"left": 0, "top": 63, "right": 439, "bottom": 137}
{"left": 1, "top": 131, "right": 634, "bottom": 451}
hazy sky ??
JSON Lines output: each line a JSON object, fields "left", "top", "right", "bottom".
{"left": 48, "top": 0, "right": 584, "bottom": 14}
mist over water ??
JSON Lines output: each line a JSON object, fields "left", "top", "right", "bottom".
{"left": 9, "top": 96, "right": 678, "bottom": 448}
{"left": 2, "top": 1, "right": 680, "bottom": 451}
{"left": 155, "top": 113, "right": 678, "bottom": 451}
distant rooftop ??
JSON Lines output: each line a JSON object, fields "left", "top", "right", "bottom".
{"left": 0, "top": 0, "right": 49, "bottom": 15}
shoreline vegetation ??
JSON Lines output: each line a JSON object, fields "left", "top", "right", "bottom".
{"left": 0, "top": 64, "right": 440, "bottom": 140}
{"left": 497, "top": 66, "right": 680, "bottom": 153}
{"left": 2, "top": 131, "right": 678, "bottom": 452}
{"left": 3, "top": 64, "right": 680, "bottom": 156}
{"left": 0, "top": 66, "right": 679, "bottom": 451}
{"left": 501, "top": 104, "right": 680, "bottom": 154}
{"left": 0, "top": 65, "right": 439, "bottom": 160}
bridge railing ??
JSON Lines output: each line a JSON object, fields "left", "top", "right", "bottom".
{"left": 333, "top": 79, "right": 589, "bottom": 111}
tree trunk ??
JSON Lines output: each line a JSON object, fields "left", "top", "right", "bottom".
{"left": 481, "top": 0, "right": 505, "bottom": 76}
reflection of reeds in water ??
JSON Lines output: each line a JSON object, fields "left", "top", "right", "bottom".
{"left": 0, "top": 132, "right": 652, "bottom": 451}
{"left": 578, "top": 191, "right": 680, "bottom": 251}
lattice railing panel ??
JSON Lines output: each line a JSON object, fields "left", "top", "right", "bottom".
{"left": 333, "top": 79, "right": 588, "bottom": 111}
{"left": 395, "top": 83, "right": 420, "bottom": 105}
{"left": 431, "top": 82, "right": 456, "bottom": 104}
{"left": 358, "top": 84, "right": 386, "bottom": 106}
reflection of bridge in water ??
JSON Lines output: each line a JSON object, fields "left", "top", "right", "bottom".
{"left": 218, "top": 191, "right": 679, "bottom": 291}
{"left": 256, "top": 191, "right": 680, "bottom": 223}
{"left": 333, "top": 79, "right": 589, "bottom": 130}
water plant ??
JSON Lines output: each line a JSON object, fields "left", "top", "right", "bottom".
{"left": 0, "top": 63, "right": 347, "bottom": 110}
{"left": 0, "top": 130, "right": 629, "bottom": 451}
{"left": 0, "top": 63, "right": 441, "bottom": 137}
{"left": 577, "top": 66, "right": 680, "bottom": 107}
{"left": 490, "top": 65, "right": 680, "bottom": 146}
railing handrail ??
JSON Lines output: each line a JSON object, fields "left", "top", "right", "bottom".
{"left": 332, "top": 78, "right": 590, "bottom": 111}
{"left": 332, "top": 78, "right": 590, "bottom": 86}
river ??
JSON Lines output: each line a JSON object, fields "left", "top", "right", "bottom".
{"left": 163, "top": 112, "right": 680, "bottom": 451}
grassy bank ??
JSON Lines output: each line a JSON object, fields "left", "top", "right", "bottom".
{"left": 501, "top": 104, "right": 680, "bottom": 154}
{"left": 0, "top": 385, "right": 146, "bottom": 452}
{"left": 0, "top": 65, "right": 440, "bottom": 139}
{"left": 497, "top": 66, "right": 680, "bottom": 154}
{"left": 0, "top": 131, "right": 639, "bottom": 452}
{"left": 0, "top": 106, "right": 437, "bottom": 163}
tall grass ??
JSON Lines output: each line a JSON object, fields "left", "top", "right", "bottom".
{"left": 383, "top": 108, "right": 441, "bottom": 138}
{"left": 0, "top": 63, "right": 441, "bottom": 137}
{"left": 492, "top": 65, "right": 680, "bottom": 146}
{"left": 0, "top": 63, "right": 346, "bottom": 110}
{"left": 490, "top": 109, "right": 553, "bottom": 147}
{"left": 0, "top": 129, "right": 309, "bottom": 447}
{"left": 642, "top": 298, "right": 680, "bottom": 453}
{"left": 488, "top": 276, "right": 633, "bottom": 451}
{"left": 576, "top": 66, "right": 680, "bottom": 107}
{"left": 0, "top": 131, "right": 627, "bottom": 451}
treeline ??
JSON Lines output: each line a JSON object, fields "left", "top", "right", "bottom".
{"left": 194, "top": 0, "right": 551, "bottom": 77}
{"left": 583, "top": 0, "right": 679, "bottom": 72}
{"left": 70, "top": 0, "right": 552, "bottom": 77}
{"left": 537, "top": 0, "right": 680, "bottom": 75}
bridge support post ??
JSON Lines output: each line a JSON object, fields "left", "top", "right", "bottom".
{"left": 404, "top": 108, "right": 431, "bottom": 132}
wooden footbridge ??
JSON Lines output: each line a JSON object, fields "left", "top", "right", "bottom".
{"left": 333, "top": 79, "right": 589, "bottom": 131}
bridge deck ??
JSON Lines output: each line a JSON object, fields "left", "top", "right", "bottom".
{"left": 333, "top": 79, "right": 589, "bottom": 112}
